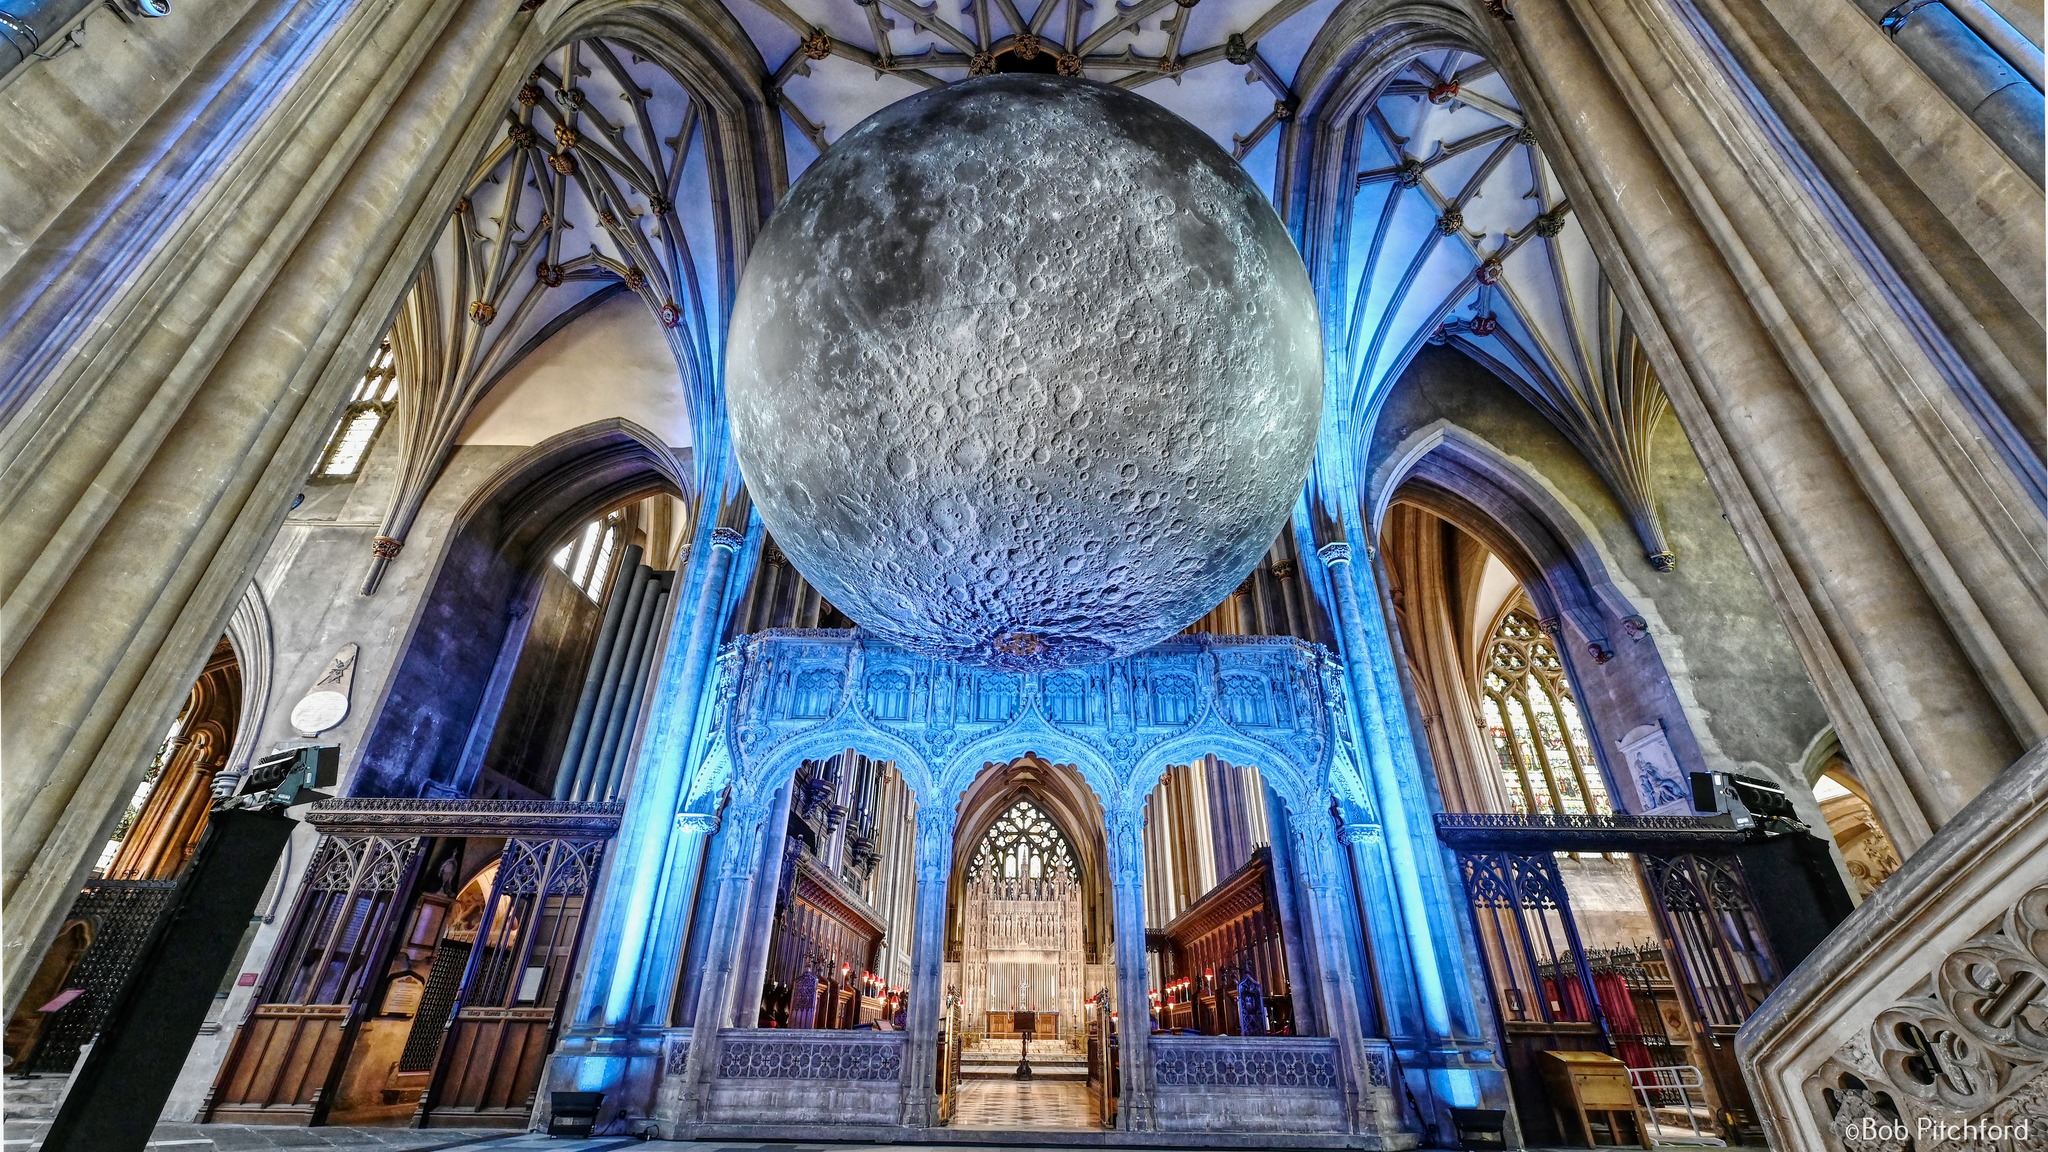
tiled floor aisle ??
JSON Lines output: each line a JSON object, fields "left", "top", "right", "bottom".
{"left": 947, "top": 1080, "right": 1099, "bottom": 1131}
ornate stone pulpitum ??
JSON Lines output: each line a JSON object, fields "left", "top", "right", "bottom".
{"left": 726, "top": 76, "right": 1321, "bottom": 670}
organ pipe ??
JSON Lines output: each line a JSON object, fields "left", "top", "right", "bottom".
{"left": 567, "top": 561, "right": 652, "bottom": 799}
{"left": 598, "top": 571, "right": 672, "bottom": 801}
{"left": 553, "top": 545, "right": 674, "bottom": 802}
{"left": 555, "top": 544, "right": 643, "bottom": 799}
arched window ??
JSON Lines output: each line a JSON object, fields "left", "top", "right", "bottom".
{"left": 314, "top": 341, "right": 398, "bottom": 480}
{"left": 1480, "top": 610, "right": 1610, "bottom": 815}
{"left": 550, "top": 509, "right": 623, "bottom": 602}
{"left": 968, "top": 799, "right": 1077, "bottom": 887}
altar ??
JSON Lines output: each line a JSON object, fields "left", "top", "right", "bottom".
{"left": 984, "top": 1009, "right": 1059, "bottom": 1038}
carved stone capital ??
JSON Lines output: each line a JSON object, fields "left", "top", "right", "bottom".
{"left": 1316, "top": 541, "right": 1351, "bottom": 565}
{"left": 676, "top": 811, "right": 720, "bottom": 835}
{"left": 371, "top": 535, "right": 403, "bottom": 559}
{"left": 1338, "top": 823, "right": 1383, "bottom": 846}
{"left": 709, "top": 526, "right": 745, "bottom": 551}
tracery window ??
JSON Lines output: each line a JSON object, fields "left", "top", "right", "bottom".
{"left": 1480, "top": 609, "right": 1610, "bottom": 815}
{"left": 551, "top": 510, "right": 623, "bottom": 602}
{"left": 968, "top": 799, "right": 1077, "bottom": 886}
{"left": 313, "top": 341, "right": 398, "bottom": 480}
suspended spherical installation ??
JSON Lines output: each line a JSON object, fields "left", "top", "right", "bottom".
{"left": 726, "top": 75, "right": 1322, "bottom": 669}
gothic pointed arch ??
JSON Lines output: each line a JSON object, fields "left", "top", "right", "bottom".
{"left": 1373, "top": 425, "right": 1712, "bottom": 815}
{"left": 352, "top": 419, "right": 690, "bottom": 798}
{"left": 947, "top": 756, "right": 1108, "bottom": 963}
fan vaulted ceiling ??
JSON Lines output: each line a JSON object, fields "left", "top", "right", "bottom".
{"left": 1338, "top": 50, "right": 1673, "bottom": 564}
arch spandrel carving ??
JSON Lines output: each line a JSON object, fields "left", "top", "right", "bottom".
{"left": 707, "top": 629, "right": 1352, "bottom": 826}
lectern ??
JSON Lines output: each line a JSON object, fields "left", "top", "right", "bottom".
{"left": 1013, "top": 1009, "right": 1036, "bottom": 1079}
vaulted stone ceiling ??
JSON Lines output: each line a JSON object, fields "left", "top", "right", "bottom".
{"left": 724, "top": 0, "right": 1344, "bottom": 185}
{"left": 1338, "top": 49, "right": 1674, "bottom": 566}
{"left": 368, "top": 23, "right": 1675, "bottom": 577}
{"left": 362, "top": 37, "right": 722, "bottom": 591}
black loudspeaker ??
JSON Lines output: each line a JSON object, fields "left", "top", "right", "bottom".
{"left": 39, "top": 806, "right": 299, "bottom": 1152}
{"left": 1734, "top": 829, "right": 1858, "bottom": 972}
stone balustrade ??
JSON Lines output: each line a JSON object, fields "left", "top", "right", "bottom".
{"left": 1738, "top": 743, "right": 2048, "bottom": 1151}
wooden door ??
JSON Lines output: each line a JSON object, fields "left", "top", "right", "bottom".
{"left": 417, "top": 835, "right": 605, "bottom": 1127}
{"left": 203, "top": 834, "right": 421, "bottom": 1124}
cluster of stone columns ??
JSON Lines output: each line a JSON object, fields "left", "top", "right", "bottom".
{"left": 1479, "top": 0, "right": 2047, "bottom": 846}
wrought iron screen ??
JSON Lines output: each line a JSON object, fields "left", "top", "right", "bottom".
{"left": 397, "top": 939, "right": 471, "bottom": 1072}
{"left": 21, "top": 879, "right": 180, "bottom": 1074}
{"left": 1640, "top": 853, "right": 1780, "bottom": 1026}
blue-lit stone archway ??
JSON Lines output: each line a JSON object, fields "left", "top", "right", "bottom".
{"left": 638, "top": 628, "right": 1407, "bottom": 1139}
{"left": 705, "top": 630, "right": 1348, "bottom": 819}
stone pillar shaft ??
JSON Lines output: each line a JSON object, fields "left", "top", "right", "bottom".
{"left": 0, "top": 0, "right": 528, "bottom": 1017}
{"left": 1294, "top": 817, "right": 1379, "bottom": 1135}
{"left": 1107, "top": 809, "right": 1154, "bottom": 1131}
{"left": 899, "top": 803, "right": 954, "bottom": 1127}
{"left": 1318, "top": 543, "right": 1452, "bottom": 1041}
{"left": 632, "top": 811, "right": 718, "bottom": 1027}
{"left": 1263, "top": 801, "right": 1321, "bottom": 1038}
{"left": 730, "top": 775, "right": 796, "bottom": 1029}
{"left": 675, "top": 797, "right": 775, "bottom": 1123}
{"left": 1500, "top": 0, "right": 2048, "bottom": 846}
{"left": 583, "top": 524, "right": 744, "bottom": 1032}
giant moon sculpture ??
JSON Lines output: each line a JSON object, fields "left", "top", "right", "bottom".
{"left": 727, "top": 75, "right": 1322, "bottom": 669}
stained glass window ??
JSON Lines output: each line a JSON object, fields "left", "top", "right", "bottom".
{"left": 968, "top": 799, "right": 1077, "bottom": 886}
{"left": 1481, "top": 610, "right": 1610, "bottom": 815}
{"left": 314, "top": 341, "right": 398, "bottom": 480}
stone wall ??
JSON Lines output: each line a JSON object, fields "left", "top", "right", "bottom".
{"left": 1149, "top": 1035, "right": 1349, "bottom": 1133}
{"left": 1369, "top": 345, "right": 1835, "bottom": 817}
{"left": 700, "top": 1029, "right": 906, "bottom": 1128}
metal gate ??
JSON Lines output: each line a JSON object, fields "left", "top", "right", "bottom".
{"left": 18, "top": 880, "right": 180, "bottom": 1074}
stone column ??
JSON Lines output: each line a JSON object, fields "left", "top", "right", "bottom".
{"left": 1106, "top": 807, "right": 1155, "bottom": 1131}
{"left": 899, "top": 802, "right": 955, "bottom": 1128}
{"left": 0, "top": 0, "right": 533, "bottom": 1017}
{"left": 1294, "top": 815, "right": 1393, "bottom": 1138}
{"left": 632, "top": 810, "right": 720, "bottom": 1026}
{"left": 581, "top": 523, "right": 746, "bottom": 1033}
{"left": 1336, "top": 822, "right": 1412, "bottom": 1042}
{"left": 675, "top": 795, "right": 775, "bottom": 1124}
{"left": 1492, "top": 0, "right": 2048, "bottom": 847}
{"left": 1316, "top": 543, "right": 1454, "bottom": 1042}
{"left": 1261, "top": 802, "right": 1321, "bottom": 1038}
{"left": 730, "top": 775, "right": 796, "bottom": 1030}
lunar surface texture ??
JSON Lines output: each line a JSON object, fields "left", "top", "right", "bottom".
{"left": 726, "top": 75, "right": 1322, "bottom": 669}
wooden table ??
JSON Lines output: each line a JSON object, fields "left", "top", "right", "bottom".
{"left": 1537, "top": 1050, "right": 1650, "bottom": 1148}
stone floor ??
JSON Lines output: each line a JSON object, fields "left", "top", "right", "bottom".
{"left": 0, "top": 1122, "right": 1773, "bottom": 1151}
{"left": 0, "top": 1122, "right": 505, "bottom": 1149}
{"left": 949, "top": 1080, "right": 1101, "bottom": 1131}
